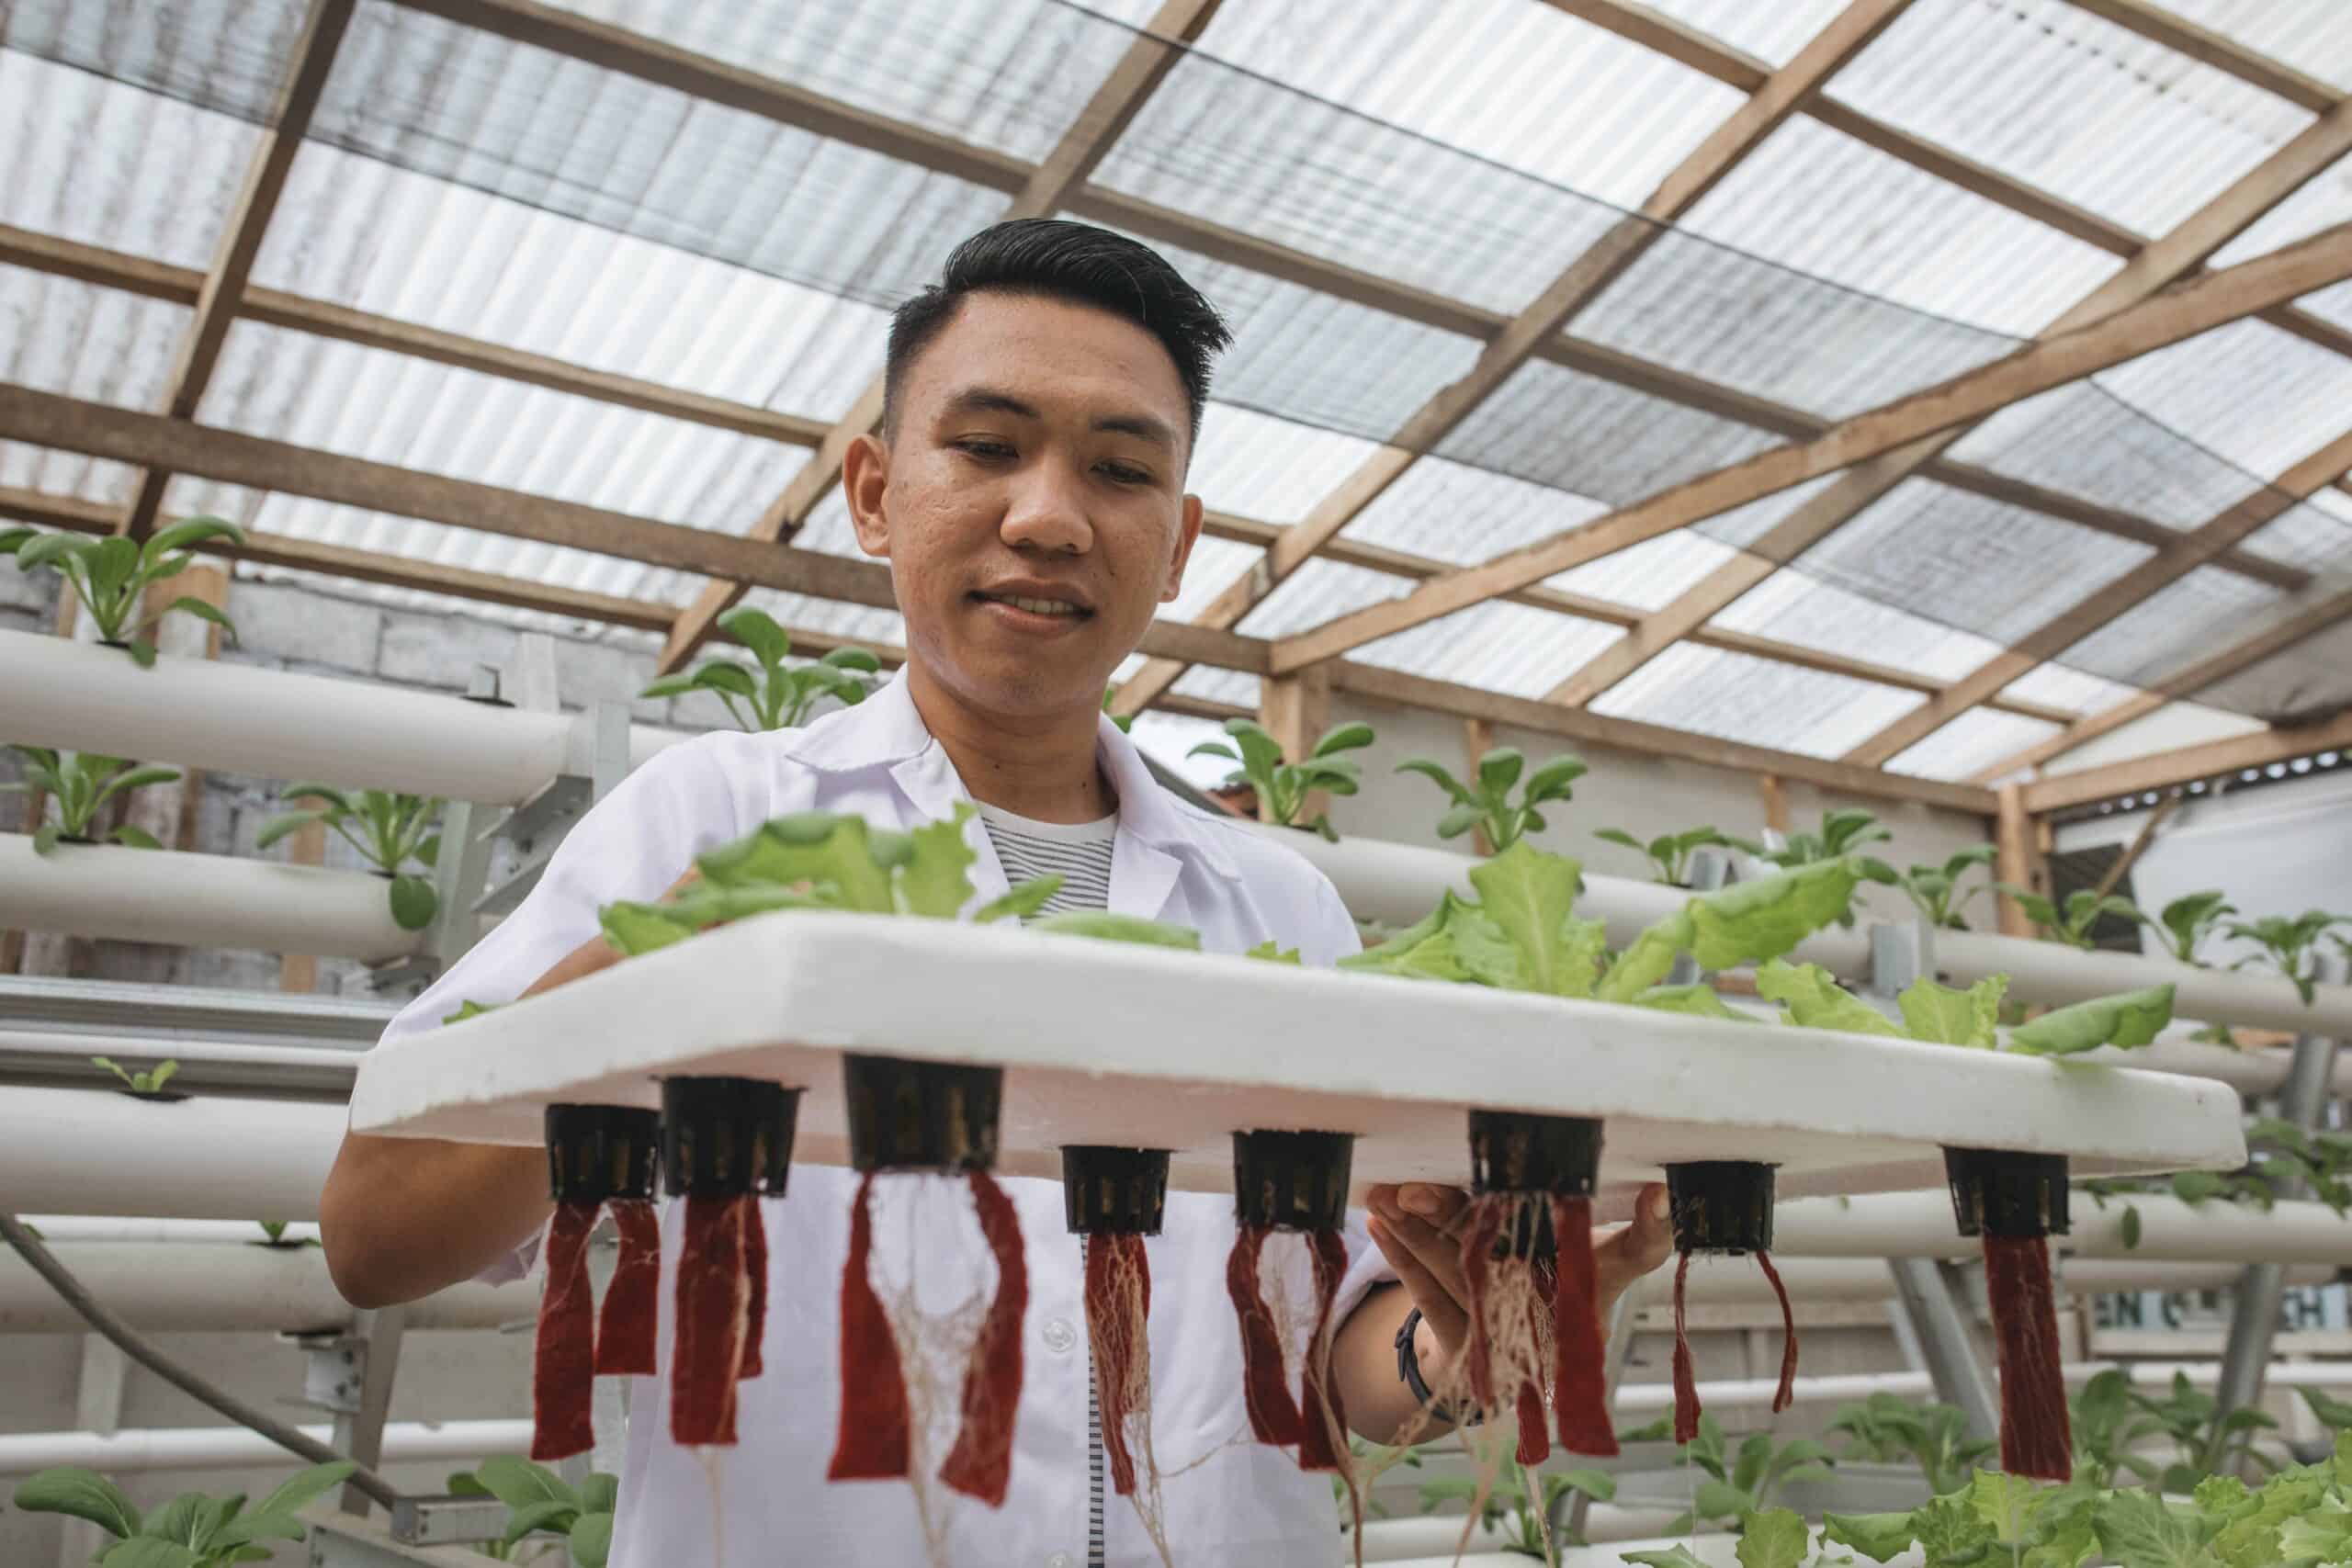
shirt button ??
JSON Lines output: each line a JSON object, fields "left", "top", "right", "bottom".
{"left": 1040, "top": 1316, "right": 1078, "bottom": 1354}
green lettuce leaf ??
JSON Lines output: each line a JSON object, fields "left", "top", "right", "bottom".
{"left": 1755, "top": 959, "right": 1901, "bottom": 1037}
{"left": 2007, "top": 984, "right": 2177, "bottom": 1056}
{"left": 2093, "top": 1489, "right": 2221, "bottom": 1568}
{"left": 695, "top": 812, "right": 894, "bottom": 911}
{"left": 2211, "top": 1469, "right": 2328, "bottom": 1568}
{"left": 1900, "top": 975, "right": 2007, "bottom": 1049}
{"left": 1341, "top": 893, "right": 1501, "bottom": 984}
{"left": 1620, "top": 1550, "right": 1710, "bottom": 1568}
{"left": 1632, "top": 984, "right": 1757, "bottom": 1022}
{"left": 895, "top": 807, "right": 978, "bottom": 918}
{"left": 1596, "top": 909, "right": 1693, "bottom": 1004}
{"left": 1246, "top": 940, "right": 1302, "bottom": 964}
{"left": 1824, "top": 1511, "right": 1917, "bottom": 1563}
{"left": 1913, "top": 1489, "right": 1998, "bottom": 1568}
{"left": 1687, "top": 858, "right": 1860, "bottom": 970}
{"left": 1030, "top": 911, "right": 1203, "bottom": 950}
{"left": 1467, "top": 840, "right": 1598, "bottom": 997}
{"left": 1735, "top": 1506, "right": 1811, "bottom": 1568}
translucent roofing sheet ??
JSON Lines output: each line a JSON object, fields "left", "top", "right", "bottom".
{"left": 1829, "top": 0, "right": 2312, "bottom": 238}
{"left": 0, "top": 442, "right": 139, "bottom": 510}
{"left": 1234, "top": 558, "right": 1408, "bottom": 640}
{"left": 1127, "top": 708, "right": 1235, "bottom": 790}
{"left": 1708, "top": 569, "right": 2001, "bottom": 683}
{"left": 1947, "top": 384, "right": 2267, "bottom": 532}
{"left": 1341, "top": 457, "right": 1611, "bottom": 569}
{"left": 1186, "top": 405, "right": 1380, "bottom": 525}
{"left": 1352, "top": 601, "right": 1624, "bottom": 701}
{"left": 1639, "top": 0, "right": 1851, "bottom": 65}
{"left": 1181, "top": 0, "right": 1747, "bottom": 210}
{"left": 2094, "top": 321, "right": 2352, "bottom": 479}
{"left": 1170, "top": 665, "right": 1259, "bottom": 708}
{"left": 2158, "top": 0, "right": 2352, "bottom": 93}
{"left": 1163, "top": 536, "right": 1261, "bottom": 626}
{"left": 1435, "top": 358, "right": 1780, "bottom": 505}
{"left": 2057, "top": 566, "right": 2288, "bottom": 690}
{"left": 1998, "top": 663, "right": 2145, "bottom": 717}
{"left": 2302, "top": 278, "right": 2352, "bottom": 333}
{"left": 1544, "top": 528, "right": 1742, "bottom": 612}
{"left": 2193, "top": 619, "right": 2352, "bottom": 720}
{"left": 2242, "top": 497, "right": 2352, "bottom": 575}
{"left": 1672, "top": 114, "right": 2121, "bottom": 337}
{"left": 2209, "top": 148, "right": 2352, "bottom": 269}
{"left": 1592, "top": 643, "right": 1926, "bottom": 759}
{"left": 0, "top": 267, "right": 188, "bottom": 412}
{"left": 1883, "top": 708, "right": 2065, "bottom": 782}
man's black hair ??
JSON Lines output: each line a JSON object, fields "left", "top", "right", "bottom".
{"left": 883, "top": 219, "right": 1231, "bottom": 444}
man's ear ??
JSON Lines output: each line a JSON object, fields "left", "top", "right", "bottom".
{"left": 843, "top": 431, "right": 892, "bottom": 558}
{"left": 1160, "top": 493, "right": 1205, "bottom": 604}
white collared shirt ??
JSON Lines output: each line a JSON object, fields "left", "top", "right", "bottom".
{"left": 377, "top": 674, "right": 1385, "bottom": 1567}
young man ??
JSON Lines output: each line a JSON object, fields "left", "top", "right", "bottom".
{"left": 322, "top": 220, "right": 1671, "bottom": 1565}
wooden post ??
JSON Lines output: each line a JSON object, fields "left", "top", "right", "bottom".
{"left": 1994, "top": 782, "right": 2041, "bottom": 939}
{"left": 277, "top": 815, "right": 328, "bottom": 994}
{"left": 1463, "top": 716, "right": 1496, "bottom": 854}
{"left": 1758, "top": 773, "right": 1791, "bottom": 835}
{"left": 1258, "top": 665, "right": 1333, "bottom": 829}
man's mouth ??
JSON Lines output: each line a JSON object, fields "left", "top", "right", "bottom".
{"left": 972, "top": 590, "right": 1091, "bottom": 620}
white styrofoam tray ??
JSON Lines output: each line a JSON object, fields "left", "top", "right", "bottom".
{"left": 349, "top": 914, "right": 2246, "bottom": 1203}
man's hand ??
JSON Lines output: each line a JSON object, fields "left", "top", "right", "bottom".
{"left": 1334, "top": 1181, "right": 1675, "bottom": 1444}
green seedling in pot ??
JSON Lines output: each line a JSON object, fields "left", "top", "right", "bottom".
{"left": 12, "top": 1457, "right": 353, "bottom": 1566}
{"left": 449, "top": 1457, "right": 618, "bottom": 1567}
{"left": 1396, "top": 747, "right": 1585, "bottom": 854}
{"left": 1996, "top": 884, "right": 2142, "bottom": 951}
{"left": 4, "top": 746, "right": 180, "bottom": 854}
{"left": 2223, "top": 909, "right": 2351, "bottom": 1005}
{"left": 1858, "top": 843, "right": 1997, "bottom": 931}
{"left": 1591, "top": 824, "right": 1728, "bottom": 887}
{"left": 257, "top": 784, "right": 444, "bottom": 931}
{"left": 1, "top": 518, "right": 244, "bottom": 667}
{"left": 639, "top": 606, "right": 881, "bottom": 732}
{"left": 2133, "top": 889, "right": 2235, "bottom": 966}
{"left": 1188, "top": 716, "right": 1374, "bottom": 840}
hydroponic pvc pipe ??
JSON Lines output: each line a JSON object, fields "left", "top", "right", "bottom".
{"left": 1611, "top": 1357, "right": 2352, "bottom": 1418}
{"left": 1649, "top": 1255, "right": 2324, "bottom": 1305}
{"left": 0, "top": 629, "right": 684, "bottom": 805}
{"left": 1772, "top": 1190, "right": 2352, "bottom": 1266}
{"left": 0, "top": 838, "right": 419, "bottom": 962}
{"left": 0, "top": 1088, "right": 341, "bottom": 1219}
{"left": 0, "top": 1242, "right": 528, "bottom": 1333}
{"left": 1938, "top": 928, "right": 2352, "bottom": 1040}
{"left": 0, "top": 1028, "right": 359, "bottom": 1100}
{"left": 0, "top": 1419, "right": 531, "bottom": 1476}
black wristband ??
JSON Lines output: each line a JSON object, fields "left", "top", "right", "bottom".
{"left": 1393, "top": 1305, "right": 1481, "bottom": 1427}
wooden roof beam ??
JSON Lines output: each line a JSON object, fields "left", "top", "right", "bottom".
{"left": 2022, "top": 707, "right": 2352, "bottom": 814}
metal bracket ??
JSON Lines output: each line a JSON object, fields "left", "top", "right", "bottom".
{"left": 388, "top": 1495, "right": 512, "bottom": 1548}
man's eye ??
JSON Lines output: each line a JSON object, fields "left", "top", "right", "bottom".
{"left": 956, "top": 438, "right": 1015, "bottom": 460}
{"left": 1099, "top": 462, "right": 1152, "bottom": 485}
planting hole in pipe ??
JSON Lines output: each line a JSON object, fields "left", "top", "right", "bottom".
{"left": 1946, "top": 1147, "right": 2073, "bottom": 1481}
{"left": 660, "top": 1078, "right": 796, "bottom": 1450}
{"left": 1664, "top": 1161, "right": 1794, "bottom": 1443}
{"left": 831, "top": 1054, "right": 1025, "bottom": 1517}
{"left": 532, "top": 1102, "right": 662, "bottom": 1461}
{"left": 1064, "top": 1145, "right": 1173, "bottom": 1565}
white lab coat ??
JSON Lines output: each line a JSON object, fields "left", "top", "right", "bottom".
{"left": 379, "top": 673, "right": 1391, "bottom": 1567}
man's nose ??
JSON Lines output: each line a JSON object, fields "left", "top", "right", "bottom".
{"left": 999, "top": 461, "right": 1094, "bottom": 556}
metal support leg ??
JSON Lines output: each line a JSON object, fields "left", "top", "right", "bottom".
{"left": 287, "top": 1306, "right": 408, "bottom": 1517}
{"left": 590, "top": 699, "right": 630, "bottom": 802}
{"left": 1887, "top": 1257, "right": 2001, "bottom": 1440}
{"left": 58, "top": 1337, "right": 128, "bottom": 1567}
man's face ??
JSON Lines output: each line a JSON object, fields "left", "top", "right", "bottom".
{"left": 843, "top": 293, "right": 1204, "bottom": 720}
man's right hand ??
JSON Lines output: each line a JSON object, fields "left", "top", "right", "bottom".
{"left": 320, "top": 870, "right": 696, "bottom": 1308}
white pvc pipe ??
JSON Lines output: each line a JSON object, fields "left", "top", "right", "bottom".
{"left": 0, "top": 838, "right": 419, "bottom": 961}
{"left": 0, "top": 629, "right": 687, "bottom": 805}
{"left": 0, "top": 1419, "right": 531, "bottom": 1476}
{"left": 1612, "top": 1358, "right": 2352, "bottom": 1417}
{"left": 1939, "top": 928, "right": 2352, "bottom": 1040}
{"left": 21, "top": 1219, "right": 322, "bottom": 1244}
{"left": 0, "top": 1242, "right": 529, "bottom": 1333}
{"left": 1362, "top": 1506, "right": 1687, "bottom": 1561}
{"left": 1654, "top": 1254, "right": 2324, "bottom": 1305}
{"left": 0, "top": 1088, "right": 343, "bottom": 1220}
{"left": 2075, "top": 1030, "right": 2352, "bottom": 1096}
{"left": 1773, "top": 1190, "right": 2352, "bottom": 1265}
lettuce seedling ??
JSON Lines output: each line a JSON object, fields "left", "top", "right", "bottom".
{"left": 452, "top": 1457, "right": 618, "bottom": 1568}
{"left": 1395, "top": 747, "right": 1585, "bottom": 853}
{"left": 1, "top": 518, "right": 244, "bottom": 666}
{"left": 1592, "top": 824, "right": 1729, "bottom": 886}
{"left": 1756, "top": 957, "right": 2172, "bottom": 1056}
{"left": 13, "top": 1457, "right": 355, "bottom": 1566}
{"left": 2136, "top": 889, "right": 2235, "bottom": 966}
{"left": 91, "top": 1055, "right": 179, "bottom": 1095}
{"left": 4, "top": 747, "right": 180, "bottom": 854}
{"left": 1188, "top": 717, "right": 1374, "bottom": 840}
{"left": 257, "top": 784, "right": 443, "bottom": 931}
{"left": 1729, "top": 809, "right": 1890, "bottom": 928}
{"left": 1996, "top": 884, "right": 2142, "bottom": 951}
{"left": 639, "top": 606, "right": 880, "bottom": 732}
{"left": 2224, "top": 909, "right": 2351, "bottom": 1005}
{"left": 1858, "top": 844, "right": 1997, "bottom": 931}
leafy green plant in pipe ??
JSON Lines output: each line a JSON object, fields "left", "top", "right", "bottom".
{"left": 1395, "top": 747, "right": 1585, "bottom": 854}
{"left": 637, "top": 606, "right": 881, "bottom": 732}
{"left": 1590, "top": 824, "right": 1729, "bottom": 886}
{"left": 1856, "top": 844, "right": 1997, "bottom": 931}
{"left": 1187, "top": 716, "right": 1374, "bottom": 840}
{"left": 2223, "top": 909, "right": 2352, "bottom": 1005}
{"left": 2133, "top": 890, "right": 2237, "bottom": 966}
{"left": 451, "top": 1457, "right": 617, "bottom": 1567}
{"left": 1995, "top": 883, "right": 2144, "bottom": 951}
{"left": 0, "top": 518, "right": 244, "bottom": 667}
{"left": 91, "top": 1055, "right": 180, "bottom": 1096}
{"left": 256, "top": 784, "right": 444, "bottom": 931}
{"left": 12, "top": 1457, "right": 354, "bottom": 1566}
{"left": 4, "top": 747, "right": 181, "bottom": 855}
{"left": 1726, "top": 808, "right": 1890, "bottom": 928}
{"left": 1827, "top": 1391, "right": 1995, "bottom": 1497}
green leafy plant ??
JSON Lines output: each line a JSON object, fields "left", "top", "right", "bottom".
{"left": 2224, "top": 909, "right": 2351, "bottom": 1005}
{"left": 1757, "top": 957, "right": 2172, "bottom": 1057}
{"left": 1996, "top": 883, "right": 2144, "bottom": 950}
{"left": 638, "top": 607, "right": 880, "bottom": 732}
{"left": 91, "top": 1055, "right": 180, "bottom": 1096}
{"left": 1827, "top": 1391, "right": 1996, "bottom": 1496}
{"left": 1648, "top": 1411, "right": 1836, "bottom": 1535}
{"left": 1414, "top": 1461, "right": 1617, "bottom": 1560}
{"left": 1857, "top": 844, "right": 1997, "bottom": 931}
{"left": 1592, "top": 824, "right": 1727, "bottom": 886}
{"left": 2136, "top": 890, "right": 2237, "bottom": 966}
{"left": 256, "top": 785, "right": 443, "bottom": 931}
{"left": 1725, "top": 809, "right": 1888, "bottom": 928}
{"left": 251, "top": 1220, "right": 318, "bottom": 1249}
{"left": 4, "top": 747, "right": 180, "bottom": 855}
{"left": 1187, "top": 717, "right": 1374, "bottom": 840}
{"left": 11, "top": 1457, "right": 353, "bottom": 1565}
{"left": 1396, "top": 748, "right": 1586, "bottom": 854}
{"left": 449, "top": 1457, "right": 617, "bottom": 1567}
{"left": 0, "top": 518, "right": 243, "bottom": 667}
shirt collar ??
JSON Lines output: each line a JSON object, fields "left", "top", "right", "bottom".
{"left": 775, "top": 669, "right": 1241, "bottom": 882}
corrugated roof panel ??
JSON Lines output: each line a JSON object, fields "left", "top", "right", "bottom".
{"left": 1165, "top": 536, "right": 1262, "bottom": 625}
{"left": 2192, "top": 618, "right": 2352, "bottom": 720}
{"left": 1170, "top": 665, "right": 1259, "bottom": 708}
{"left": 1884, "top": 708, "right": 2065, "bottom": 780}
{"left": 0, "top": 48, "right": 263, "bottom": 268}
{"left": 0, "top": 265, "right": 188, "bottom": 411}
{"left": 2301, "top": 278, "right": 2352, "bottom": 333}
{"left": 1436, "top": 358, "right": 1781, "bottom": 504}
{"left": 1234, "top": 558, "right": 1407, "bottom": 639}
{"left": 1673, "top": 115, "right": 2121, "bottom": 336}
{"left": 1708, "top": 568, "right": 2002, "bottom": 682}
{"left": 1182, "top": 0, "right": 1747, "bottom": 210}
{"left": 0, "top": 0, "right": 303, "bottom": 124}
{"left": 1353, "top": 601, "right": 1625, "bottom": 700}
{"left": 2095, "top": 320, "right": 2352, "bottom": 479}
{"left": 2156, "top": 0, "right": 2352, "bottom": 93}
{"left": 1187, "top": 404, "right": 1382, "bottom": 525}
{"left": 1546, "top": 528, "right": 1743, "bottom": 612}
{"left": 2057, "top": 565, "right": 2287, "bottom": 689}
{"left": 1830, "top": 0, "right": 2310, "bottom": 238}
{"left": 1999, "top": 663, "right": 2145, "bottom": 716}
{"left": 2239, "top": 494, "right": 2352, "bottom": 573}
{"left": 254, "top": 145, "right": 889, "bottom": 424}
{"left": 1342, "top": 457, "right": 1610, "bottom": 567}
{"left": 1592, "top": 642, "right": 1926, "bottom": 758}
{"left": 1637, "top": 0, "right": 1852, "bottom": 65}
{"left": 1945, "top": 384, "right": 2252, "bottom": 533}
{"left": 2209, "top": 148, "right": 2352, "bottom": 268}
{"left": 0, "top": 443, "right": 140, "bottom": 509}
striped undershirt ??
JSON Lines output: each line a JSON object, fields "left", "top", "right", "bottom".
{"left": 975, "top": 802, "right": 1116, "bottom": 1565}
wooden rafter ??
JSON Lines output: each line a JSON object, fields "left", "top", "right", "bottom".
{"left": 114, "top": 0, "right": 356, "bottom": 542}
{"left": 1262, "top": 221, "right": 2352, "bottom": 675}
{"left": 1840, "top": 423, "right": 2352, "bottom": 768}
{"left": 1109, "top": 0, "right": 1915, "bottom": 716}
{"left": 1543, "top": 92, "right": 2352, "bottom": 711}
{"left": 2022, "top": 706, "right": 2352, "bottom": 815}
{"left": 1968, "top": 579, "right": 2352, "bottom": 782}
{"left": 653, "top": 0, "right": 1225, "bottom": 674}
{"left": 2056, "top": 0, "right": 2344, "bottom": 114}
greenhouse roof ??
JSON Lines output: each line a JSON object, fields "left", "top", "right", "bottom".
{"left": 4, "top": 0, "right": 2352, "bottom": 810}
